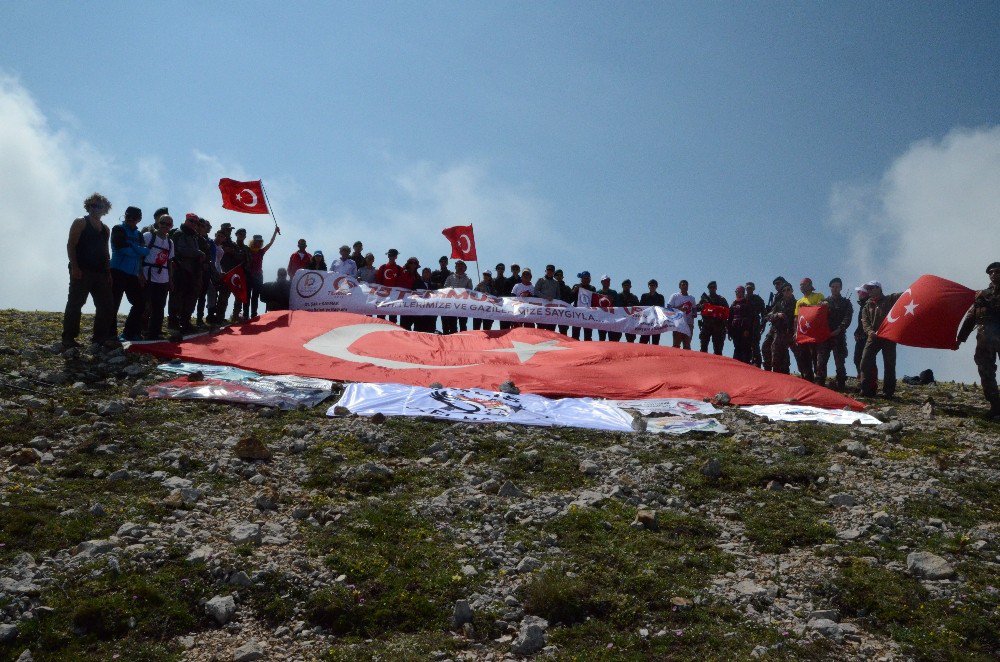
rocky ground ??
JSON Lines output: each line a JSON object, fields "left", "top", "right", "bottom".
{"left": 0, "top": 309, "right": 997, "bottom": 662}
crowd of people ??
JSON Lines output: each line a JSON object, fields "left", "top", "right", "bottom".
{"left": 62, "top": 194, "right": 1000, "bottom": 417}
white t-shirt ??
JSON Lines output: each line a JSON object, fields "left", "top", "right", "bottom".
{"left": 512, "top": 283, "right": 534, "bottom": 297}
{"left": 329, "top": 257, "right": 358, "bottom": 276}
{"left": 142, "top": 232, "right": 174, "bottom": 284}
{"left": 669, "top": 293, "right": 697, "bottom": 325}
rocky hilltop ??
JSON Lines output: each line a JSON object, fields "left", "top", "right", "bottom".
{"left": 0, "top": 310, "right": 997, "bottom": 661}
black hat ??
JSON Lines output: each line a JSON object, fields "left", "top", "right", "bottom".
{"left": 708, "top": 280, "right": 717, "bottom": 288}
{"left": 235, "top": 228, "right": 246, "bottom": 236}
{"left": 220, "top": 222, "right": 233, "bottom": 232}
{"left": 987, "top": 262, "right": 1000, "bottom": 273}
{"left": 387, "top": 248, "right": 399, "bottom": 256}
{"left": 829, "top": 277, "right": 843, "bottom": 286}
{"left": 153, "top": 207, "right": 169, "bottom": 220}
{"left": 622, "top": 279, "right": 631, "bottom": 286}
{"left": 124, "top": 206, "right": 142, "bottom": 221}
{"left": 439, "top": 255, "right": 449, "bottom": 263}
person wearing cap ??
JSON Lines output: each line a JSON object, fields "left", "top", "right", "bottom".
{"left": 329, "top": 245, "right": 358, "bottom": 277}
{"left": 852, "top": 283, "right": 872, "bottom": 379}
{"left": 668, "top": 280, "right": 696, "bottom": 349}
{"left": 697, "top": 281, "right": 729, "bottom": 355}
{"left": 638, "top": 279, "right": 665, "bottom": 345}
{"left": 443, "top": 260, "right": 474, "bottom": 333}
{"left": 350, "top": 241, "right": 365, "bottom": 270}
{"left": 62, "top": 193, "right": 116, "bottom": 349}
{"left": 397, "top": 257, "right": 422, "bottom": 331}
{"left": 510, "top": 268, "right": 536, "bottom": 329}
{"left": 357, "top": 252, "right": 377, "bottom": 283}
{"left": 793, "top": 277, "right": 826, "bottom": 382}
{"left": 816, "top": 277, "right": 853, "bottom": 390}
{"left": 376, "top": 249, "right": 402, "bottom": 323}
{"left": 169, "top": 213, "right": 206, "bottom": 333}
{"left": 761, "top": 276, "right": 789, "bottom": 371}
{"left": 505, "top": 264, "right": 522, "bottom": 298}
{"left": 473, "top": 270, "right": 497, "bottom": 331}
{"left": 431, "top": 256, "right": 452, "bottom": 290}
{"left": 288, "top": 238, "right": 312, "bottom": 277}
{"left": 859, "top": 281, "right": 903, "bottom": 398}
{"left": 247, "top": 226, "right": 280, "bottom": 318}
{"left": 229, "top": 228, "right": 253, "bottom": 321}
{"left": 767, "top": 281, "right": 797, "bottom": 373}
{"left": 534, "top": 265, "right": 561, "bottom": 331}
{"left": 571, "top": 271, "right": 597, "bottom": 341}
{"left": 309, "top": 250, "right": 327, "bottom": 271}
{"left": 141, "top": 214, "right": 175, "bottom": 339}
{"left": 206, "top": 223, "right": 237, "bottom": 325}
{"left": 956, "top": 262, "right": 1000, "bottom": 419}
{"left": 727, "top": 285, "right": 755, "bottom": 363}
{"left": 195, "top": 218, "right": 216, "bottom": 326}
{"left": 620, "top": 279, "right": 640, "bottom": 342}
{"left": 108, "top": 206, "right": 149, "bottom": 341}
{"left": 595, "top": 275, "right": 621, "bottom": 341}
{"left": 555, "top": 269, "right": 574, "bottom": 335}
{"left": 745, "top": 282, "right": 766, "bottom": 367}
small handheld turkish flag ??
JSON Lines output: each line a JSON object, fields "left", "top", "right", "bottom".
{"left": 796, "top": 306, "right": 831, "bottom": 344}
{"left": 876, "top": 274, "right": 976, "bottom": 349}
{"left": 222, "top": 266, "right": 249, "bottom": 305}
{"left": 219, "top": 179, "right": 269, "bottom": 214}
{"left": 700, "top": 303, "right": 730, "bottom": 321}
{"left": 441, "top": 225, "right": 477, "bottom": 261}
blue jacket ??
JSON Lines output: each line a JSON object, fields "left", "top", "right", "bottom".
{"left": 110, "top": 222, "right": 150, "bottom": 275}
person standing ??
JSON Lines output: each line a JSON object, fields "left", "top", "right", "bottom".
{"left": 247, "top": 227, "right": 279, "bottom": 318}
{"left": 793, "top": 277, "right": 826, "bottom": 382}
{"left": 141, "top": 214, "right": 174, "bottom": 339}
{"left": 620, "top": 279, "right": 640, "bottom": 342}
{"left": 859, "top": 282, "right": 903, "bottom": 398}
{"left": 727, "top": 285, "right": 755, "bottom": 363}
{"left": 768, "top": 282, "right": 797, "bottom": 374}
{"left": 639, "top": 279, "right": 665, "bottom": 345}
{"left": 816, "top": 277, "right": 853, "bottom": 390}
{"left": 62, "top": 193, "right": 116, "bottom": 349}
{"left": 474, "top": 270, "right": 498, "bottom": 331}
{"left": 595, "top": 275, "right": 621, "bottom": 341}
{"left": 397, "top": 257, "right": 421, "bottom": 331}
{"left": 171, "top": 214, "right": 206, "bottom": 333}
{"left": 697, "top": 281, "right": 729, "bottom": 354}
{"left": 230, "top": 229, "right": 252, "bottom": 321}
{"left": 571, "top": 271, "right": 597, "bottom": 341}
{"left": 309, "top": 251, "right": 327, "bottom": 271}
{"left": 853, "top": 283, "right": 872, "bottom": 379}
{"left": 210, "top": 223, "right": 237, "bottom": 324}
{"left": 350, "top": 241, "right": 365, "bottom": 270}
{"left": 668, "top": 279, "right": 696, "bottom": 349}
{"left": 957, "top": 262, "right": 1000, "bottom": 419}
{"left": 495, "top": 263, "right": 513, "bottom": 330}
{"left": 419, "top": 266, "right": 438, "bottom": 332}
{"left": 196, "top": 218, "right": 216, "bottom": 326}
{"left": 376, "top": 249, "right": 402, "bottom": 324}
{"left": 357, "top": 253, "right": 377, "bottom": 283}
{"left": 431, "top": 256, "right": 452, "bottom": 290}
{"left": 329, "top": 244, "right": 358, "bottom": 276}
{"left": 443, "top": 260, "right": 474, "bottom": 333}
{"left": 533, "top": 264, "right": 561, "bottom": 331}
{"left": 761, "top": 276, "right": 789, "bottom": 371}
{"left": 745, "top": 282, "right": 767, "bottom": 367}
{"left": 109, "top": 206, "right": 149, "bottom": 341}
{"left": 260, "top": 268, "right": 291, "bottom": 312}
{"left": 287, "top": 239, "right": 312, "bottom": 277}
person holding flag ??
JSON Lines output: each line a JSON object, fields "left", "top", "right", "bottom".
{"left": 792, "top": 277, "right": 825, "bottom": 382}
{"left": 956, "top": 262, "right": 1000, "bottom": 419}
{"left": 859, "top": 282, "right": 903, "bottom": 398}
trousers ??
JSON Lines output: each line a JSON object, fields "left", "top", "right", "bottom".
{"left": 860, "top": 336, "right": 897, "bottom": 397}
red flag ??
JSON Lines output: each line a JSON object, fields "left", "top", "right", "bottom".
{"left": 219, "top": 178, "right": 269, "bottom": 214}
{"left": 796, "top": 305, "right": 831, "bottom": 344}
{"left": 222, "top": 266, "right": 249, "bottom": 305}
{"left": 876, "top": 274, "right": 976, "bottom": 349}
{"left": 700, "top": 303, "right": 730, "bottom": 320}
{"left": 441, "top": 225, "right": 477, "bottom": 261}
{"left": 576, "top": 290, "right": 616, "bottom": 310}
{"left": 130, "top": 311, "right": 865, "bottom": 409}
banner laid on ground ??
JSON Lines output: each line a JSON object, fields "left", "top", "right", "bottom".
{"left": 130, "top": 311, "right": 866, "bottom": 409}
{"left": 330, "top": 383, "right": 638, "bottom": 431}
{"left": 645, "top": 417, "right": 729, "bottom": 435}
{"left": 741, "top": 404, "right": 881, "bottom": 425}
{"left": 610, "top": 398, "right": 722, "bottom": 416}
{"left": 289, "top": 270, "right": 689, "bottom": 336}
{"left": 150, "top": 361, "right": 334, "bottom": 409}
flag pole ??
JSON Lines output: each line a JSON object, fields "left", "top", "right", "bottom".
{"left": 261, "top": 184, "right": 280, "bottom": 233}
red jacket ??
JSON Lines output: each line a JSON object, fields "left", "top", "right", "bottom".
{"left": 288, "top": 251, "right": 312, "bottom": 276}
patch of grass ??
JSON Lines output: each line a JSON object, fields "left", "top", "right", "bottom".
{"left": 476, "top": 439, "right": 593, "bottom": 492}
{"left": 244, "top": 571, "right": 311, "bottom": 625}
{"left": 897, "top": 430, "right": 961, "bottom": 457}
{"left": 677, "top": 442, "right": 825, "bottom": 503}
{"left": 740, "top": 491, "right": 835, "bottom": 553}
{"left": 304, "top": 499, "right": 472, "bottom": 637}
{"left": 322, "top": 631, "right": 467, "bottom": 662}
{"left": 4, "top": 558, "right": 215, "bottom": 661}
{"left": 820, "top": 560, "right": 1000, "bottom": 660}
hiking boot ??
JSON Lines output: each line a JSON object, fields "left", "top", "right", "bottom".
{"left": 60, "top": 339, "right": 82, "bottom": 350}
{"left": 196, "top": 317, "right": 205, "bottom": 327}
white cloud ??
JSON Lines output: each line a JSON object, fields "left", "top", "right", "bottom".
{"left": 830, "top": 125, "right": 1000, "bottom": 382}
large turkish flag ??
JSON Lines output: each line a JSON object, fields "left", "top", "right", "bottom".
{"left": 131, "top": 311, "right": 864, "bottom": 409}
{"left": 219, "top": 178, "right": 269, "bottom": 214}
{"left": 876, "top": 274, "right": 976, "bottom": 349}
{"left": 796, "top": 306, "right": 831, "bottom": 345}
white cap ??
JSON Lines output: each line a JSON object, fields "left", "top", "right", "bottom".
{"left": 864, "top": 280, "right": 882, "bottom": 290}
{"left": 600, "top": 274, "right": 611, "bottom": 281}
{"left": 483, "top": 269, "right": 493, "bottom": 276}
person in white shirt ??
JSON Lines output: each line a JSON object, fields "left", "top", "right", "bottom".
{"left": 329, "top": 245, "right": 358, "bottom": 276}
{"left": 511, "top": 268, "right": 535, "bottom": 329}
{"left": 142, "top": 215, "right": 175, "bottom": 339}
{"left": 668, "top": 279, "right": 696, "bottom": 350}
{"left": 442, "top": 260, "right": 474, "bottom": 334}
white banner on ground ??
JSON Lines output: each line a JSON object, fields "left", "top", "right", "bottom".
{"left": 741, "top": 404, "right": 882, "bottom": 425}
{"left": 330, "top": 383, "right": 638, "bottom": 431}
{"left": 645, "top": 417, "right": 728, "bottom": 435}
{"left": 290, "top": 270, "right": 689, "bottom": 336}
{"left": 611, "top": 398, "right": 721, "bottom": 416}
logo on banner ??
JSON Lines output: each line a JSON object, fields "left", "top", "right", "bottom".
{"left": 297, "top": 272, "right": 325, "bottom": 299}
{"left": 332, "top": 275, "right": 360, "bottom": 291}
{"left": 427, "top": 389, "right": 524, "bottom": 417}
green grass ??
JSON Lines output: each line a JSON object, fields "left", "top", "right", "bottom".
{"left": 740, "top": 491, "right": 836, "bottom": 553}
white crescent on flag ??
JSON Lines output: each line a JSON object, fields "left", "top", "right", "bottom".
{"left": 458, "top": 234, "right": 472, "bottom": 254}
{"left": 885, "top": 288, "right": 915, "bottom": 324}
{"left": 236, "top": 189, "right": 258, "bottom": 208}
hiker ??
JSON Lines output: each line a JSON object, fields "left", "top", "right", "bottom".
{"left": 62, "top": 193, "right": 116, "bottom": 349}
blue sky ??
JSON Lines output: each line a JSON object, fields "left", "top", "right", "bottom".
{"left": 1, "top": 2, "right": 998, "bottom": 381}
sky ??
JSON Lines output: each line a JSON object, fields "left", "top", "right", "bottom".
{"left": 1, "top": 2, "right": 998, "bottom": 381}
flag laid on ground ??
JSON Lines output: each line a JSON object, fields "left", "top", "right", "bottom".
{"left": 441, "top": 224, "right": 477, "bottom": 261}
{"left": 219, "top": 178, "right": 269, "bottom": 214}
{"left": 796, "top": 305, "right": 831, "bottom": 344}
{"left": 875, "top": 274, "right": 976, "bottom": 349}
{"left": 130, "top": 311, "right": 865, "bottom": 409}
{"left": 222, "top": 265, "right": 249, "bottom": 304}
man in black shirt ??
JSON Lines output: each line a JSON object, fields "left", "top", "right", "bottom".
{"left": 620, "top": 279, "right": 640, "bottom": 342}
{"left": 639, "top": 279, "right": 665, "bottom": 345}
